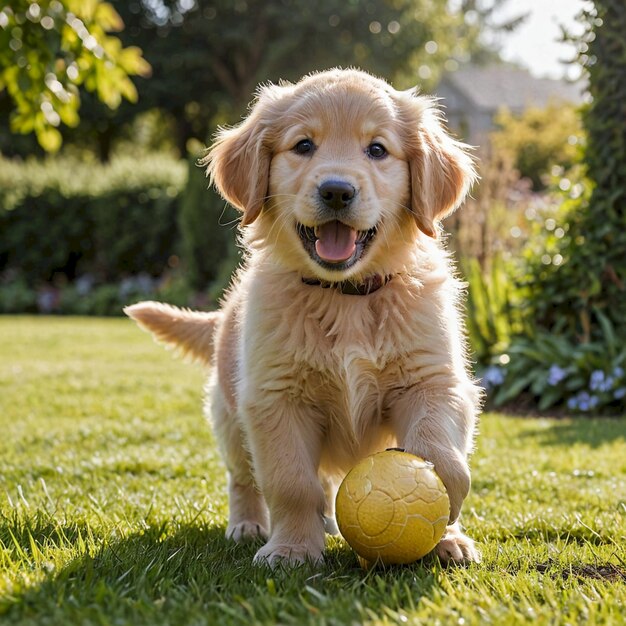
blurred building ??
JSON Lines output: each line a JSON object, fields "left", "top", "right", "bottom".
{"left": 434, "top": 65, "right": 585, "bottom": 146}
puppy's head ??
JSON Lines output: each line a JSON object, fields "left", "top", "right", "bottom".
{"left": 204, "top": 69, "right": 476, "bottom": 282}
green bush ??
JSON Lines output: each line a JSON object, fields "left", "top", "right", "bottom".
{"left": 0, "top": 154, "right": 187, "bottom": 285}
{"left": 178, "top": 154, "right": 239, "bottom": 290}
{"left": 514, "top": 175, "right": 593, "bottom": 337}
{"left": 471, "top": 3, "right": 626, "bottom": 415}
{"left": 0, "top": 275, "right": 37, "bottom": 313}
{"left": 480, "top": 323, "right": 625, "bottom": 415}
{"left": 521, "top": 1, "right": 626, "bottom": 344}
{"left": 64, "top": 275, "right": 195, "bottom": 316}
{"left": 0, "top": 272, "right": 195, "bottom": 316}
{"left": 0, "top": 152, "right": 247, "bottom": 314}
{"left": 461, "top": 255, "right": 526, "bottom": 366}
{"left": 490, "top": 103, "right": 584, "bottom": 190}
{"left": 467, "top": 190, "right": 625, "bottom": 414}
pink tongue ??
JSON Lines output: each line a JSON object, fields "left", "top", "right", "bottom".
{"left": 315, "top": 221, "right": 357, "bottom": 262}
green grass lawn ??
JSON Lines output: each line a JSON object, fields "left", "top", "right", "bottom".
{"left": 0, "top": 316, "right": 624, "bottom": 625}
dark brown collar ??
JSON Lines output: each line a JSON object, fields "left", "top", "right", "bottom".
{"left": 301, "top": 274, "right": 391, "bottom": 296}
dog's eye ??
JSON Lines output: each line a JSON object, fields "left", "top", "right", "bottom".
{"left": 366, "top": 143, "right": 387, "bottom": 159}
{"left": 293, "top": 139, "right": 315, "bottom": 155}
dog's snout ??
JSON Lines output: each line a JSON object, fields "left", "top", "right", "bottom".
{"left": 318, "top": 180, "right": 356, "bottom": 210}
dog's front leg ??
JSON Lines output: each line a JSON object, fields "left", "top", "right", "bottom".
{"left": 390, "top": 382, "right": 481, "bottom": 563}
{"left": 241, "top": 393, "right": 326, "bottom": 567}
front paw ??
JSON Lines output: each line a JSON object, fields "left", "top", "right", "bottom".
{"left": 226, "top": 520, "right": 269, "bottom": 542}
{"left": 434, "top": 523, "right": 481, "bottom": 564}
{"left": 253, "top": 540, "right": 324, "bottom": 568}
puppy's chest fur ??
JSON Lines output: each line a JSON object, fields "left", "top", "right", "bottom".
{"left": 244, "top": 274, "right": 450, "bottom": 464}
{"left": 292, "top": 350, "right": 407, "bottom": 468}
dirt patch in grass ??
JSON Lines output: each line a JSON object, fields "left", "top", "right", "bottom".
{"left": 537, "top": 561, "right": 626, "bottom": 582}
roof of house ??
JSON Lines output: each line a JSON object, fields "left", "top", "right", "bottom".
{"left": 436, "top": 65, "right": 585, "bottom": 112}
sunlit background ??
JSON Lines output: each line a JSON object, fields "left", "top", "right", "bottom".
{"left": 1, "top": 0, "right": 624, "bottom": 413}
{"left": 490, "top": 0, "right": 588, "bottom": 79}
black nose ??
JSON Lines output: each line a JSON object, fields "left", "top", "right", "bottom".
{"left": 318, "top": 180, "right": 356, "bottom": 210}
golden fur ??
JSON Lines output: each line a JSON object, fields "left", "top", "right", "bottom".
{"left": 126, "top": 68, "right": 482, "bottom": 566}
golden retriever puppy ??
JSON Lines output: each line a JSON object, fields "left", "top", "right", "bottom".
{"left": 126, "top": 68, "right": 482, "bottom": 567}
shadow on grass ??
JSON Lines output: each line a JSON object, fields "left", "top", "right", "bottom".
{"left": 519, "top": 415, "right": 626, "bottom": 448}
{"left": 2, "top": 521, "right": 445, "bottom": 625}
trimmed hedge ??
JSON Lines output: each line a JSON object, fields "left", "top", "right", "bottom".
{"left": 178, "top": 153, "right": 239, "bottom": 290}
{"left": 0, "top": 154, "right": 188, "bottom": 285}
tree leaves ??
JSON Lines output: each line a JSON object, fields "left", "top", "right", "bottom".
{"left": 37, "top": 126, "right": 63, "bottom": 152}
{"left": 0, "top": 1, "right": 150, "bottom": 152}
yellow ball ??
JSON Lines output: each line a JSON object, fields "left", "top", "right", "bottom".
{"left": 335, "top": 450, "right": 450, "bottom": 565}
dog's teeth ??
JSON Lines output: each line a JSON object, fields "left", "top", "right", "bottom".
{"left": 298, "top": 225, "right": 317, "bottom": 241}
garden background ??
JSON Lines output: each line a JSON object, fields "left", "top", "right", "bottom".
{"left": 0, "top": 1, "right": 625, "bottom": 624}
{"left": 2, "top": 0, "right": 625, "bottom": 414}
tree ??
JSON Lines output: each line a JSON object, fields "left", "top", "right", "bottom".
{"left": 522, "top": 0, "right": 626, "bottom": 342}
{"left": 0, "top": 0, "right": 150, "bottom": 152}
{"left": 146, "top": 0, "right": 518, "bottom": 289}
{"left": 54, "top": 0, "right": 520, "bottom": 160}
{"left": 3, "top": 1, "right": 521, "bottom": 159}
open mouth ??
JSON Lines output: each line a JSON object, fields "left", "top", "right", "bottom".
{"left": 296, "top": 220, "right": 377, "bottom": 271}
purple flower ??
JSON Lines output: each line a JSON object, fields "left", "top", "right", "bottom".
{"left": 589, "top": 370, "right": 614, "bottom": 393}
{"left": 568, "top": 391, "right": 599, "bottom": 412}
{"left": 547, "top": 365, "right": 567, "bottom": 386}
{"left": 614, "top": 388, "right": 626, "bottom": 400}
{"left": 589, "top": 370, "right": 604, "bottom": 391}
{"left": 481, "top": 366, "right": 505, "bottom": 390}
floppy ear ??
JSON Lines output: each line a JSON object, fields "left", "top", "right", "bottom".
{"left": 399, "top": 93, "right": 477, "bottom": 238}
{"left": 202, "top": 85, "right": 286, "bottom": 226}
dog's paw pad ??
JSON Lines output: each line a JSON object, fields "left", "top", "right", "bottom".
{"left": 226, "top": 521, "right": 268, "bottom": 543}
